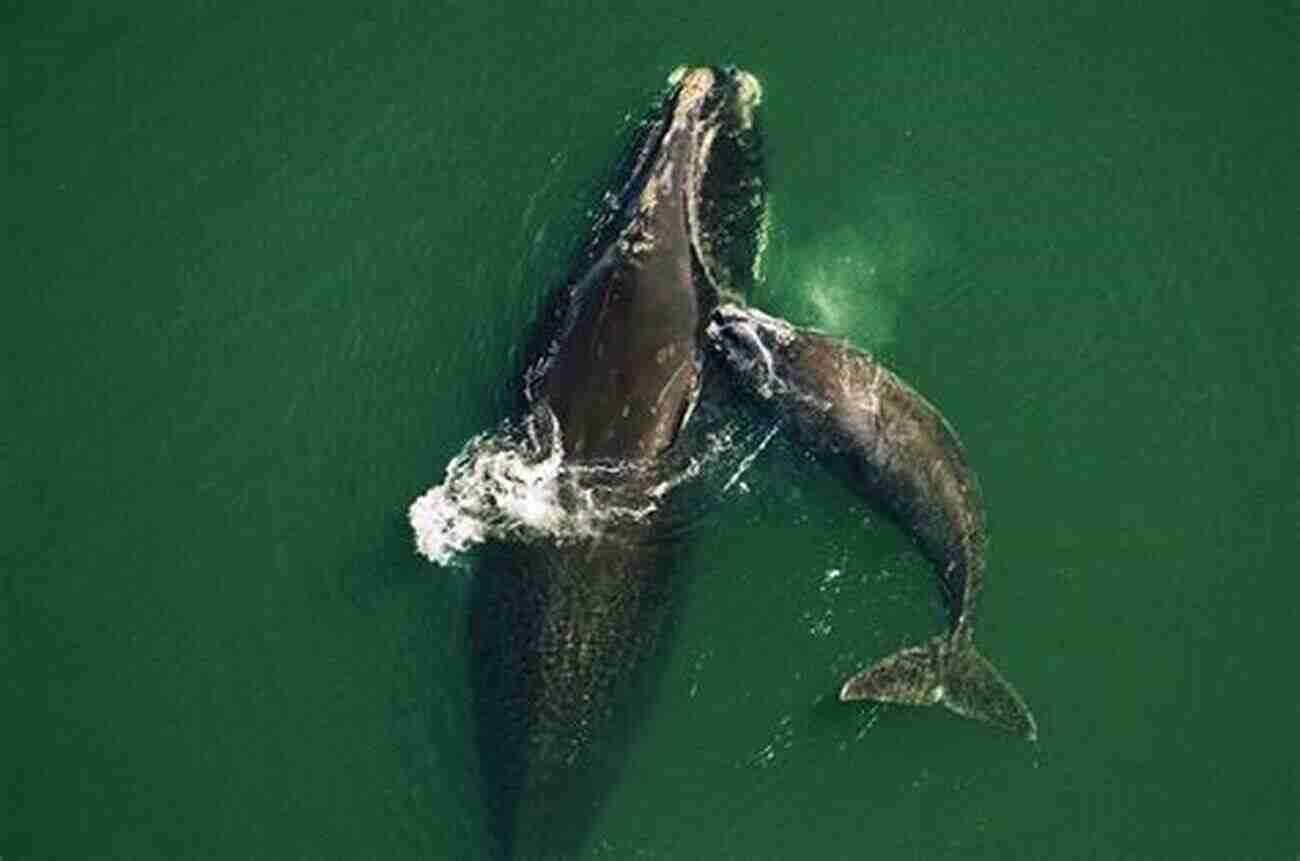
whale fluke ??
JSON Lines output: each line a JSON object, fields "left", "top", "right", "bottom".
{"left": 839, "top": 633, "right": 1037, "bottom": 740}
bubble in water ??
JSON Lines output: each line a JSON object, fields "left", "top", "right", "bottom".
{"left": 770, "top": 185, "right": 949, "bottom": 350}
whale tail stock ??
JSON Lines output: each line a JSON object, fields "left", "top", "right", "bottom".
{"left": 839, "top": 632, "right": 1037, "bottom": 740}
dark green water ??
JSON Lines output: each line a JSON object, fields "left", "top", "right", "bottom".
{"left": 5, "top": 1, "right": 1298, "bottom": 857}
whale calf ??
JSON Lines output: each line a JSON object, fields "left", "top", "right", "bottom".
{"left": 709, "top": 304, "right": 1036, "bottom": 739}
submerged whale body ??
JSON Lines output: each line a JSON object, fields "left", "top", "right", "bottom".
{"left": 410, "top": 66, "right": 1034, "bottom": 858}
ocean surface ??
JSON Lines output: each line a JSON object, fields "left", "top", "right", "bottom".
{"left": 4, "top": 1, "right": 1298, "bottom": 857}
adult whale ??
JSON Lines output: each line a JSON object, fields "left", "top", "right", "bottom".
{"left": 464, "top": 66, "right": 766, "bottom": 859}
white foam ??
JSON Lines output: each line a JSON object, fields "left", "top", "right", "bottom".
{"left": 408, "top": 409, "right": 572, "bottom": 566}
{"left": 408, "top": 406, "right": 771, "bottom": 568}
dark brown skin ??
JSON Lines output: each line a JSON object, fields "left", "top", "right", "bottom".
{"left": 469, "top": 68, "right": 763, "bottom": 859}
{"left": 534, "top": 118, "right": 702, "bottom": 462}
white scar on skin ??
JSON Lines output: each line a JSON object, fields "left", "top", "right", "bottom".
{"left": 836, "top": 349, "right": 885, "bottom": 420}
{"left": 654, "top": 355, "right": 691, "bottom": 410}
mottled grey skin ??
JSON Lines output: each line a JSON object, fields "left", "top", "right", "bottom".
{"left": 469, "top": 67, "right": 764, "bottom": 859}
{"left": 708, "top": 304, "right": 1036, "bottom": 739}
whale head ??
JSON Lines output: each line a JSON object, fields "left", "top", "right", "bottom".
{"left": 667, "top": 66, "right": 768, "bottom": 306}
{"left": 521, "top": 67, "right": 769, "bottom": 461}
{"left": 707, "top": 303, "right": 803, "bottom": 399}
{"left": 603, "top": 66, "right": 768, "bottom": 309}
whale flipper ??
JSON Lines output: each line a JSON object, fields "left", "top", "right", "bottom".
{"left": 708, "top": 304, "right": 1037, "bottom": 740}
{"left": 839, "top": 634, "right": 1037, "bottom": 740}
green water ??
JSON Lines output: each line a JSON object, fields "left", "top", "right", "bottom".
{"left": 5, "top": 1, "right": 1298, "bottom": 857}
